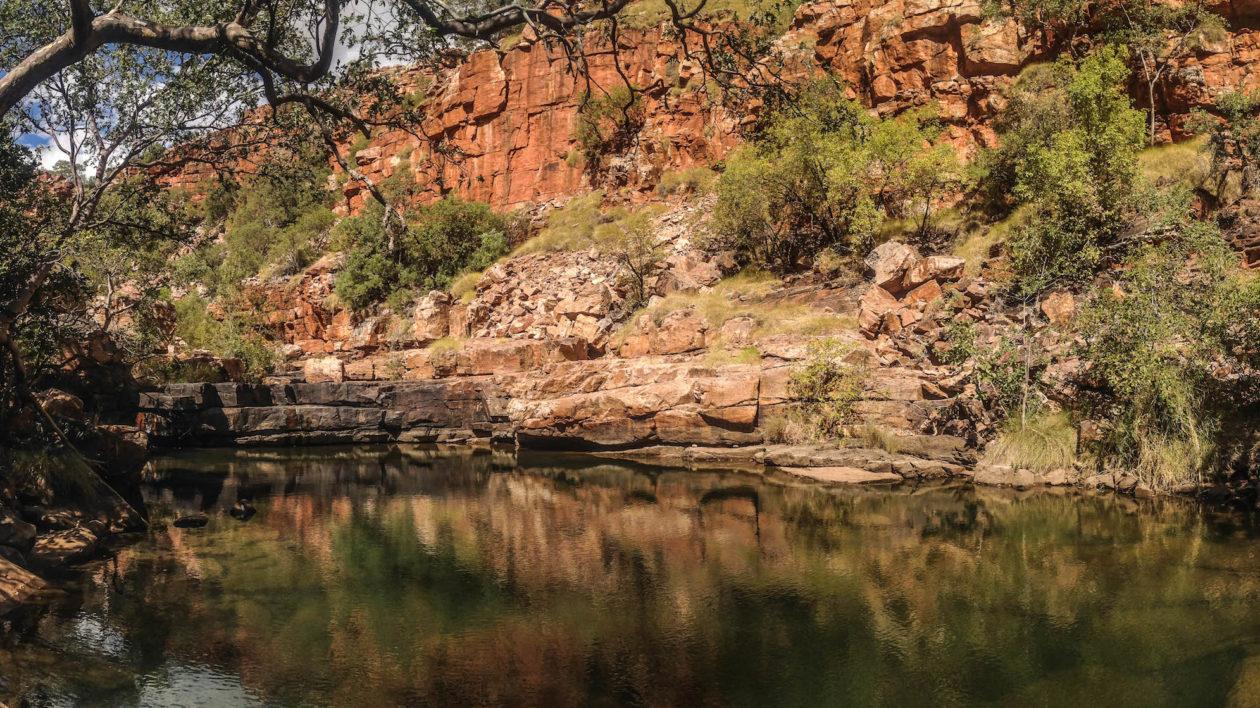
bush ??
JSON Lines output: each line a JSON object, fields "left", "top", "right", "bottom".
{"left": 573, "top": 87, "right": 645, "bottom": 164}
{"left": 656, "top": 166, "right": 716, "bottom": 197}
{"left": 176, "top": 160, "right": 333, "bottom": 295}
{"left": 986, "top": 48, "right": 1148, "bottom": 295}
{"left": 938, "top": 318, "right": 1035, "bottom": 419}
{"left": 1077, "top": 196, "right": 1260, "bottom": 487}
{"left": 1191, "top": 89, "right": 1260, "bottom": 199}
{"left": 598, "top": 210, "right": 660, "bottom": 309}
{"left": 710, "top": 79, "right": 964, "bottom": 272}
{"left": 173, "top": 293, "right": 276, "bottom": 382}
{"left": 787, "top": 338, "right": 867, "bottom": 437}
{"left": 334, "top": 198, "right": 509, "bottom": 310}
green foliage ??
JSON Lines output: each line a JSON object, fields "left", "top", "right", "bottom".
{"left": 334, "top": 198, "right": 509, "bottom": 310}
{"left": 200, "top": 175, "right": 241, "bottom": 224}
{"left": 176, "top": 158, "right": 333, "bottom": 295}
{"left": 1191, "top": 89, "right": 1260, "bottom": 199}
{"left": 939, "top": 318, "right": 1032, "bottom": 418}
{"left": 1077, "top": 195, "right": 1260, "bottom": 487}
{"left": 598, "top": 210, "right": 660, "bottom": 309}
{"left": 573, "top": 87, "right": 646, "bottom": 164}
{"left": 656, "top": 166, "right": 716, "bottom": 197}
{"left": 982, "top": 411, "right": 1078, "bottom": 472}
{"left": 173, "top": 293, "right": 276, "bottom": 382}
{"left": 788, "top": 338, "right": 867, "bottom": 437}
{"left": 513, "top": 192, "right": 665, "bottom": 256}
{"left": 991, "top": 48, "right": 1148, "bottom": 295}
{"left": 710, "top": 79, "right": 965, "bottom": 271}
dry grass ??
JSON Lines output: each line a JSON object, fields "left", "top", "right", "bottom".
{"left": 982, "top": 411, "right": 1078, "bottom": 473}
{"left": 427, "top": 337, "right": 462, "bottom": 354}
{"left": 857, "top": 422, "right": 902, "bottom": 454}
{"left": 613, "top": 269, "right": 856, "bottom": 348}
{"left": 760, "top": 409, "right": 820, "bottom": 444}
{"left": 449, "top": 271, "right": 482, "bottom": 303}
{"left": 951, "top": 204, "right": 1031, "bottom": 276}
{"left": 619, "top": 0, "right": 800, "bottom": 30}
{"left": 704, "top": 345, "right": 762, "bottom": 366}
{"left": 657, "top": 166, "right": 717, "bottom": 197}
{"left": 1138, "top": 135, "right": 1211, "bottom": 191}
{"left": 511, "top": 193, "right": 666, "bottom": 256}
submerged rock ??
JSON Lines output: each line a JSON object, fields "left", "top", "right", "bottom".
{"left": 173, "top": 515, "right": 209, "bottom": 529}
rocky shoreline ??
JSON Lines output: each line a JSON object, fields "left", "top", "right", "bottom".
{"left": 134, "top": 379, "right": 1178, "bottom": 496}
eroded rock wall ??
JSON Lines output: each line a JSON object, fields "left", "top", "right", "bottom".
{"left": 159, "top": 0, "right": 1260, "bottom": 210}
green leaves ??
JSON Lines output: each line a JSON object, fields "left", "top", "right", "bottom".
{"left": 788, "top": 338, "right": 866, "bottom": 437}
{"left": 711, "top": 78, "right": 964, "bottom": 271}
{"left": 1075, "top": 192, "right": 1256, "bottom": 484}
{"left": 334, "top": 198, "right": 510, "bottom": 310}
{"left": 998, "top": 48, "right": 1148, "bottom": 296}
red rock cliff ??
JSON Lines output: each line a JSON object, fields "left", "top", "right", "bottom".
{"left": 160, "top": 0, "right": 1260, "bottom": 211}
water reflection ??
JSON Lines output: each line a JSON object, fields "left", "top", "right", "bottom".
{"left": 3, "top": 446, "right": 1260, "bottom": 706}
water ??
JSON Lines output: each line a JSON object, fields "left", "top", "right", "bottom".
{"left": 4, "top": 446, "right": 1260, "bottom": 707}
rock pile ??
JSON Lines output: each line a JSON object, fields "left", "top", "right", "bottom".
{"left": 857, "top": 242, "right": 966, "bottom": 338}
{"left": 454, "top": 250, "right": 624, "bottom": 347}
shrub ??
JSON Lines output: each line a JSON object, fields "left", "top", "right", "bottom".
{"left": 938, "top": 318, "right": 1035, "bottom": 419}
{"left": 598, "top": 210, "right": 660, "bottom": 309}
{"left": 1077, "top": 196, "right": 1260, "bottom": 487}
{"left": 656, "top": 166, "right": 716, "bottom": 197}
{"left": 788, "top": 338, "right": 867, "bottom": 437}
{"left": 710, "top": 79, "right": 964, "bottom": 271}
{"left": 334, "top": 198, "right": 509, "bottom": 309}
{"left": 172, "top": 293, "right": 276, "bottom": 382}
{"left": 987, "top": 48, "right": 1148, "bottom": 295}
{"left": 573, "top": 87, "right": 646, "bottom": 164}
{"left": 176, "top": 160, "right": 333, "bottom": 295}
{"left": 1191, "top": 89, "right": 1260, "bottom": 200}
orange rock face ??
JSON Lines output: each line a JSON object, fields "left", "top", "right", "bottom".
{"left": 157, "top": 0, "right": 1260, "bottom": 212}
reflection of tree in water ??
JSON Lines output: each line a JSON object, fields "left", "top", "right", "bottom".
{"left": 8, "top": 447, "right": 1260, "bottom": 706}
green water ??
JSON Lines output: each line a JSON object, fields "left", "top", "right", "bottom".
{"left": 4, "top": 446, "right": 1260, "bottom": 707}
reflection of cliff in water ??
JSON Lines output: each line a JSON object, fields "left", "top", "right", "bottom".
{"left": 7, "top": 446, "right": 1260, "bottom": 706}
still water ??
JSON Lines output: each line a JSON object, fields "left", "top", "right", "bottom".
{"left": 4, "top": 445, "right": 1260, "bottom": 707}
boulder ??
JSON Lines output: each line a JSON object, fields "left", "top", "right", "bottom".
{"left": 0, "top": 557, "right": 44, "bottom": 614}
{"left": 902, "top": 279, "right": 943, "bottom": 305}
{"left": 0, "top": 508, "right": 36, "bottom": 555}
{"left": 652, "top": 309, "right": 708, "bottom": 355}
{"left": 858, "top": 285, "right": 900, "bottom": 332}
{"left": 1040, "top": 291, "right": 1076, "bottom": 326}
{"left": 414, "top": 290, "right": 453, "bottom": 342}
{"left": 304, "top": 357, "right": 345, "bottom": 384}
{"left": 718, "top": 316, "right": 756, "bottom": 347}
{"left": 903, "top": 255, "right": 966, "bottom": 290}
{"left": 37, "top": 389, "right": 84, "bottom": 422}
{"left": 863, "top": 241, "right": 922, "bottom": 292}
{"left": 29, "top": 523, "right": 101, "bottom": 568}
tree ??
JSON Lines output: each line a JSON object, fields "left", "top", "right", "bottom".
{"left": 334, "top": 198, "right": 509, "bottom": 309}
{"left": 986, "top": 0, "right": 1226, "bottom": 144}
{"left": 996, "top": 48, "right": 1148, "bottom": 295}
{"left": 1102, "top": 0, "right": 1224, "bottom": 144}
{"left": 710, "top": 78, "right": 962, "bottom": 271}
{"left": 1191, "top": 89, "right": 1260, "bottom": 199}
{"left": 599, "top": 210, "right": 660, "bottom": 309}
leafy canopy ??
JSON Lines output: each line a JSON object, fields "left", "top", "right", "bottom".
{"left": 710, "top": 78, "right": 965, "bottom": 271}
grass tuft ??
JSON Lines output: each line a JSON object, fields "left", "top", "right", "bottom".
{"left": 982, "top": 411, "right": 1077, "bottom": 472}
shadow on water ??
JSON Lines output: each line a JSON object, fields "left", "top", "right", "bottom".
{"left": 5, "top": 444, "right": 1260, "bottom": 706}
